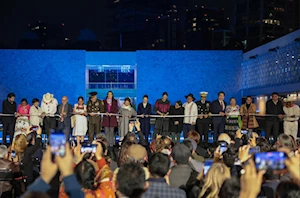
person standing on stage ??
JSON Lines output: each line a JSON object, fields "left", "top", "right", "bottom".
{"left": 2, "top": 93, "right": 17, "bottom": 144}
{"left": 57, "top": 96, "right": 73, "bottom": 139}
{"left": 224, "top": 97, "right": 240, "bottom": 133}
{"left": 118, "top": 97, "right": 136, "bottom": 142}
{"left": 153, "top": 92, "right": 171, "bottom": 138}
{"left": 102, "top": 91, "right": 118, "bottom": 148}
{"left": 41, "top": 92, "right": 58, "bottom": 135}
{"left": 137, "top": 95, "right": 152, "bottom": 143}
{"left": 15, "top": 98, "right": 31, "bottom": 135}
{"left": 265, "top": 92, "right": 284, "bottom": 141}
{"left": 169, "top": 101, "right": 184, "bottom": 143}
{"left": 240, "top": 96, "right": 259, "bottom": 131}
{"left": 183, "top": 93, "right": 198, "bottom": 138}
{"left": 73, "top": 96, "right": 88, "bottom": 144}
{"left": 87, "top": 92, "right": 104, "bottom": 143}
{"left": 30, "top": 98, "right": 44, "bottom": 126}
{"left": 195, "top": 92, "right": 211, "bottom": 144}
{"left": 283, "top": 96, "right": 299, "bottom": 140}
{"left": 211, "top": 91, "right": 227, "bottom": 141}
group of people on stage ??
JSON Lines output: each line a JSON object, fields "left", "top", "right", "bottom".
{"left": 1, "top": 90, "right": 299, "bottom": 145}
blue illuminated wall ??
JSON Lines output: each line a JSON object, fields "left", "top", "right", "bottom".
{"left": 0, "top": 50, "right": 86, "bottom": 110}
{"left": 136, "top": 50, "right": 243, "bottom": 105}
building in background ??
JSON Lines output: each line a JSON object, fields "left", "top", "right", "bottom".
{"left": 235, "top": 0, "right": 300, "bottom": 51}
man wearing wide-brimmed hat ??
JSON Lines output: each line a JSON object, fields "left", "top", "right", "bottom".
{"left": 283, "top": 96, "right": 299, "bottom": 139}
{"left": 41, "top": 93, "right": 58, "bottom": 135}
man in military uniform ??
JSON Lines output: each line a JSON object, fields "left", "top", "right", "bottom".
{"left": 87, "top": 92, "right": 105, "bottom": 142}
{"left": 195, "top": 92, "right": 211, "bottom": 144}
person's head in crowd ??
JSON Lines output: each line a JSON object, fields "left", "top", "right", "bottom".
{"left": 183, "top": 139, "right": 197, "bottom": 154}
{"left": 122, "top": 133, "right": 138, "bottom": 145}
{"left": 127, "top": 144, "right": 148, "bottom": 164}
{"left": 230, "top": 97, "right": 236, "bottom": 106}
{"left": 152, "top": 138, "right": 165, "bottom": 153}
{"left": 13, "top": 134, "right": 27, "bottom": 154}
{"left": 7, "top": 92, "right": 16, "bottom": 102}
{"left": 0, "top": 145, "right": 8, "bottom": 159}
{"left": 275, "top": 181, "right": 300, "bottom": 198}
{"left": 172, "top": 144, "right": 191, "bottom": 165}
{"left": 77, "top": 96, "right": 84, "bottom": 105}
{"left": 246, "top": 96, "right": 253, "bottom": 104}
{"left": 219, "top": 178, "right": 241, "bottom": 198}
{"left": 115, "top": 162, "right": 148, "bottom": 198}
{"left": 32, "top": 98, "right": 40, "bottom": 107}
{"left": 107, "top": 91, "right": 114, "bottom": 99}
{"left": 272, "top": 92, "right": 279, "bottom": 102}
{"left": 148, "top": 153, "right": 170, "bottom": 178}
{"left": 124, "top": 97, "right": 132, "bottom": 107}
{"left": 218, "top": 133, "right": 231, "bottom": 145}
{"left": 222, "top": 145, "right": 238, "bottom": 168}
{"left": 21, "top": 98, "right": 28, "bottom": 106}
{"left": 218, "top": 91, "right": 225, "bottom": 101}
{"left": 74, "top": 159, "right": 98, "bottom": 190}
{"left": 118, "top": 142, "right": 135, "bottom": 167}
{"left": 26, "top": 131, "right": 37, "bottom": 146}
{"left": 142, "top": 95, "right": 148, "bottom": 103}
{"left": 227, "top": 131, "right": 236, "bottom": 144}
{"left": 256, "top": 137, "right": 271, "bottom": 152}
{"left": 61, "top": 96, "right": 68, "bottom": 105}
{"left": 162, "top": 136, "right": 173, "bottom": 150}
{"left": 187, "top": 130, "right": 200, "bottom": 144}
{"left": 175, "top": 100, "right": 182, "bottom": 109}
{"left": 22, "top": 192, "right": 51, "bottom": 198}
{"left": 274, "top": 134, "right": 296, "bottom": 151}
{"left": 161, "top": 92, "right": 168, "bottom": 102}
{"left": 199, "top": 163, "right": 231, "bottom": 198}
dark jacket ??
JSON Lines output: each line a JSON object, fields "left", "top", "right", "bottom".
{"left": 56, "top": 103, "right": 73, "bottom": 127}
{"left": 137, "top": 103, "right": 152, "bottom": 120}
{"left": 22, "top": 137, "right": 42, "bottom": 184}
{"left": 2, "top": 100, "right": 17, "bottom": 122}
{"left": 102, "top": 99, "right": 118, "bottom": 127}
{"left": 195, "top": 100, "right": 211, "bottom": 123}
{"left": 0, "top": 158, "right": 19, "bottom": 192}
{"left": 266, "top": 100, "right": 284, "bottom": 122}
{"left": 169, "top": 106, "right": 184, "bottom": 133}
{"left": 211, "top": 100, "right": 227, "bottom": 124}
{"left": 169, "top": 164, "right": 193, "bottom": 188}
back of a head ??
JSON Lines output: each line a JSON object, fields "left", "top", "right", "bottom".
{"left": 75, "top": 160, "right": 97, "bottom": 190}
{"left": 149, "top": 153, "right": 170, "bottom": 178}
{"left": 200, "top": 163, "right": 231, "bottom": 198}
{"left": 116, "top": 162, "right": 146, "bottom": 198}
{"left": 257, "top": 137, "right": 271, "bottom": 152}
{"left": 187, "top": 130, "right": 200, "bottom": 144}
{"left": 0, "top": 145, "right": 8, "bottom": 158}
{"left": 218, "top": 133, "right": 231, "bottom": 145}
{"left": 277, "top": 134, "right": 296, "bottom": 151}
{"left": 222, "top": 146, "right": 238, "bottom": 168}
{"left": 219, "top": 178, "right": 240, "bottom": 198}
{"left": 275, "top": 181, "right": 300, "bottom": 198}
{"left": 122, "top": 133, "right": 138, "bottom": 145}
{"left": 172, "top": 143, "right": 191, "bottom": 165}
{"left": 14, "top": 134, "right": 28, "bottom": 154}
{"left": 182, "top": 140, "right": 193, "bottom": 154}
{"left": 118, "top": 142, "right": 134, "bottom": 166}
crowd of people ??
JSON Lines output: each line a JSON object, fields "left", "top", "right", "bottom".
{"left": 0, "top": 90, "right": 299, "bottom": 198}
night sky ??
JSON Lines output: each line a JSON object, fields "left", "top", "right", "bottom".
{"left": 0, "top": 0, "right": 236, "bottom": 48}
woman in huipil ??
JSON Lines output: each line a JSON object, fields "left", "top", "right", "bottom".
{"left": 29, "top": 98, "right": 44, "bottom": 126}
{"left": 225, "top": 97, "right": 240, "bottom": 133}
{"left": 153, "top": 92, "right": 171, "bottom": 138}
{"left": 73, "top": 96, "right": 88, "bottom": 144}
{"left": 118, "top": 98, "right": 136, "bottom": 142}
{"left": 102, "top": 91, "right": 119, "bottom": 148}
{"left": 15, "top": 98, "right": 31, "bottom": 134}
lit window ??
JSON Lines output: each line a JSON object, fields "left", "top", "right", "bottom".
{"left": 193, "top": 28, "right": 196, "bottom": 31}
{"left": 193, "top": 23, "right": 197, "bottom": 27}
{"left": 152, "top": 44, "right": 155, "bottom": 47}
{"left": 193, "top": 18, "right": 197, "bottom": 21}
{"left": 114, "top": 0, "right": 119, "bottom": 3}
{"left": 183, "top": 45, "right": 186, "bottom": 49}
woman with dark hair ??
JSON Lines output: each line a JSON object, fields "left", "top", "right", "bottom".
{"left": 102, "top": 91, "right": 119, "bottom": 148}
{"left": 118, "top": 141, "right": 135, "bottom": 167}
{"left": 137, "top": 95, "right": 152, "bottom": 143}
{"left": 169, "top": 100, "right": 184, "bottom": 143}
{"left": 225, "top": 97, "right": 240, "bottom": 133}
{"left": 153, "top": 92, "right": 171, "bottom": 138}
{"left": 15, "top": 98, "right": 31, "bottom": 134}
{"left": 29, "top": 98, "right": 43, "bottom": 126}
{"left": 73, "top": 96, "right": 88, "bottom": 144}
{"left": 118, "top": 98, "right": 136, "bottom": 142}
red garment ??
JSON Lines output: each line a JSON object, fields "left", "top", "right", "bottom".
{"left": 18, "top": 104, "right": 30, "bottom": 119}
{"left": 102, "top": 99, "right": 118, "bottom": 127}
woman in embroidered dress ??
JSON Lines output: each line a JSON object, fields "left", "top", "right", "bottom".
{"left": 225, "top": 97, "right": 240, "bottom": 133}
{"left": 118, "top": 97, "right": 136, "bottom": 142}
{"left": 73, "top": 96, "right": 88, "bottom": 144}
{"left": 15, "top": 98, "right": 31, "bottom": 136}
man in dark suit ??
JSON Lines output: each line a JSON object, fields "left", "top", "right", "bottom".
{"left": 57, "top": 96, "right": 73, "bottom": 139}
{"left": 2, "top": 93, "right": 17, "bottom": 144}
{"left": 211, "top": 91, "right": 227, "bottom": 142}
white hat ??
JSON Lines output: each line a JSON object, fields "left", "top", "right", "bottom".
{"left": 200, "top": 91, "right": 208, "bottom": 97}
{"left": 283, "top": 96, "right": 296, "bottom": 102}
{"left": 43, "top": 93, "right": 54, "bottom": 103}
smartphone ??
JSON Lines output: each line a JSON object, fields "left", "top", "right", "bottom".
{"left": 30, "top": 126, "right": 39, "bottom": 131}
{"left": 241, "top": 130, "right": 248, "bottom": 135}
{"left": 254, "top": 152, "right": 287, "bottom": 170}
{"left": 249, "top": 146, "right": 260, "bottom": 154}
{"left": 11, "top": 151, "right": 16, "bottom": 158}
{"left": 50, "top": 133, "right": 66, "bottom": 157}
{"left": 81, "top": 144, "right": 97, "bottom": 153}
{"left": 219, "top": 142, "right": 228, "bottom": 153}
{"left": 204, "top": 160, "right": 213, "bottom": 175}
